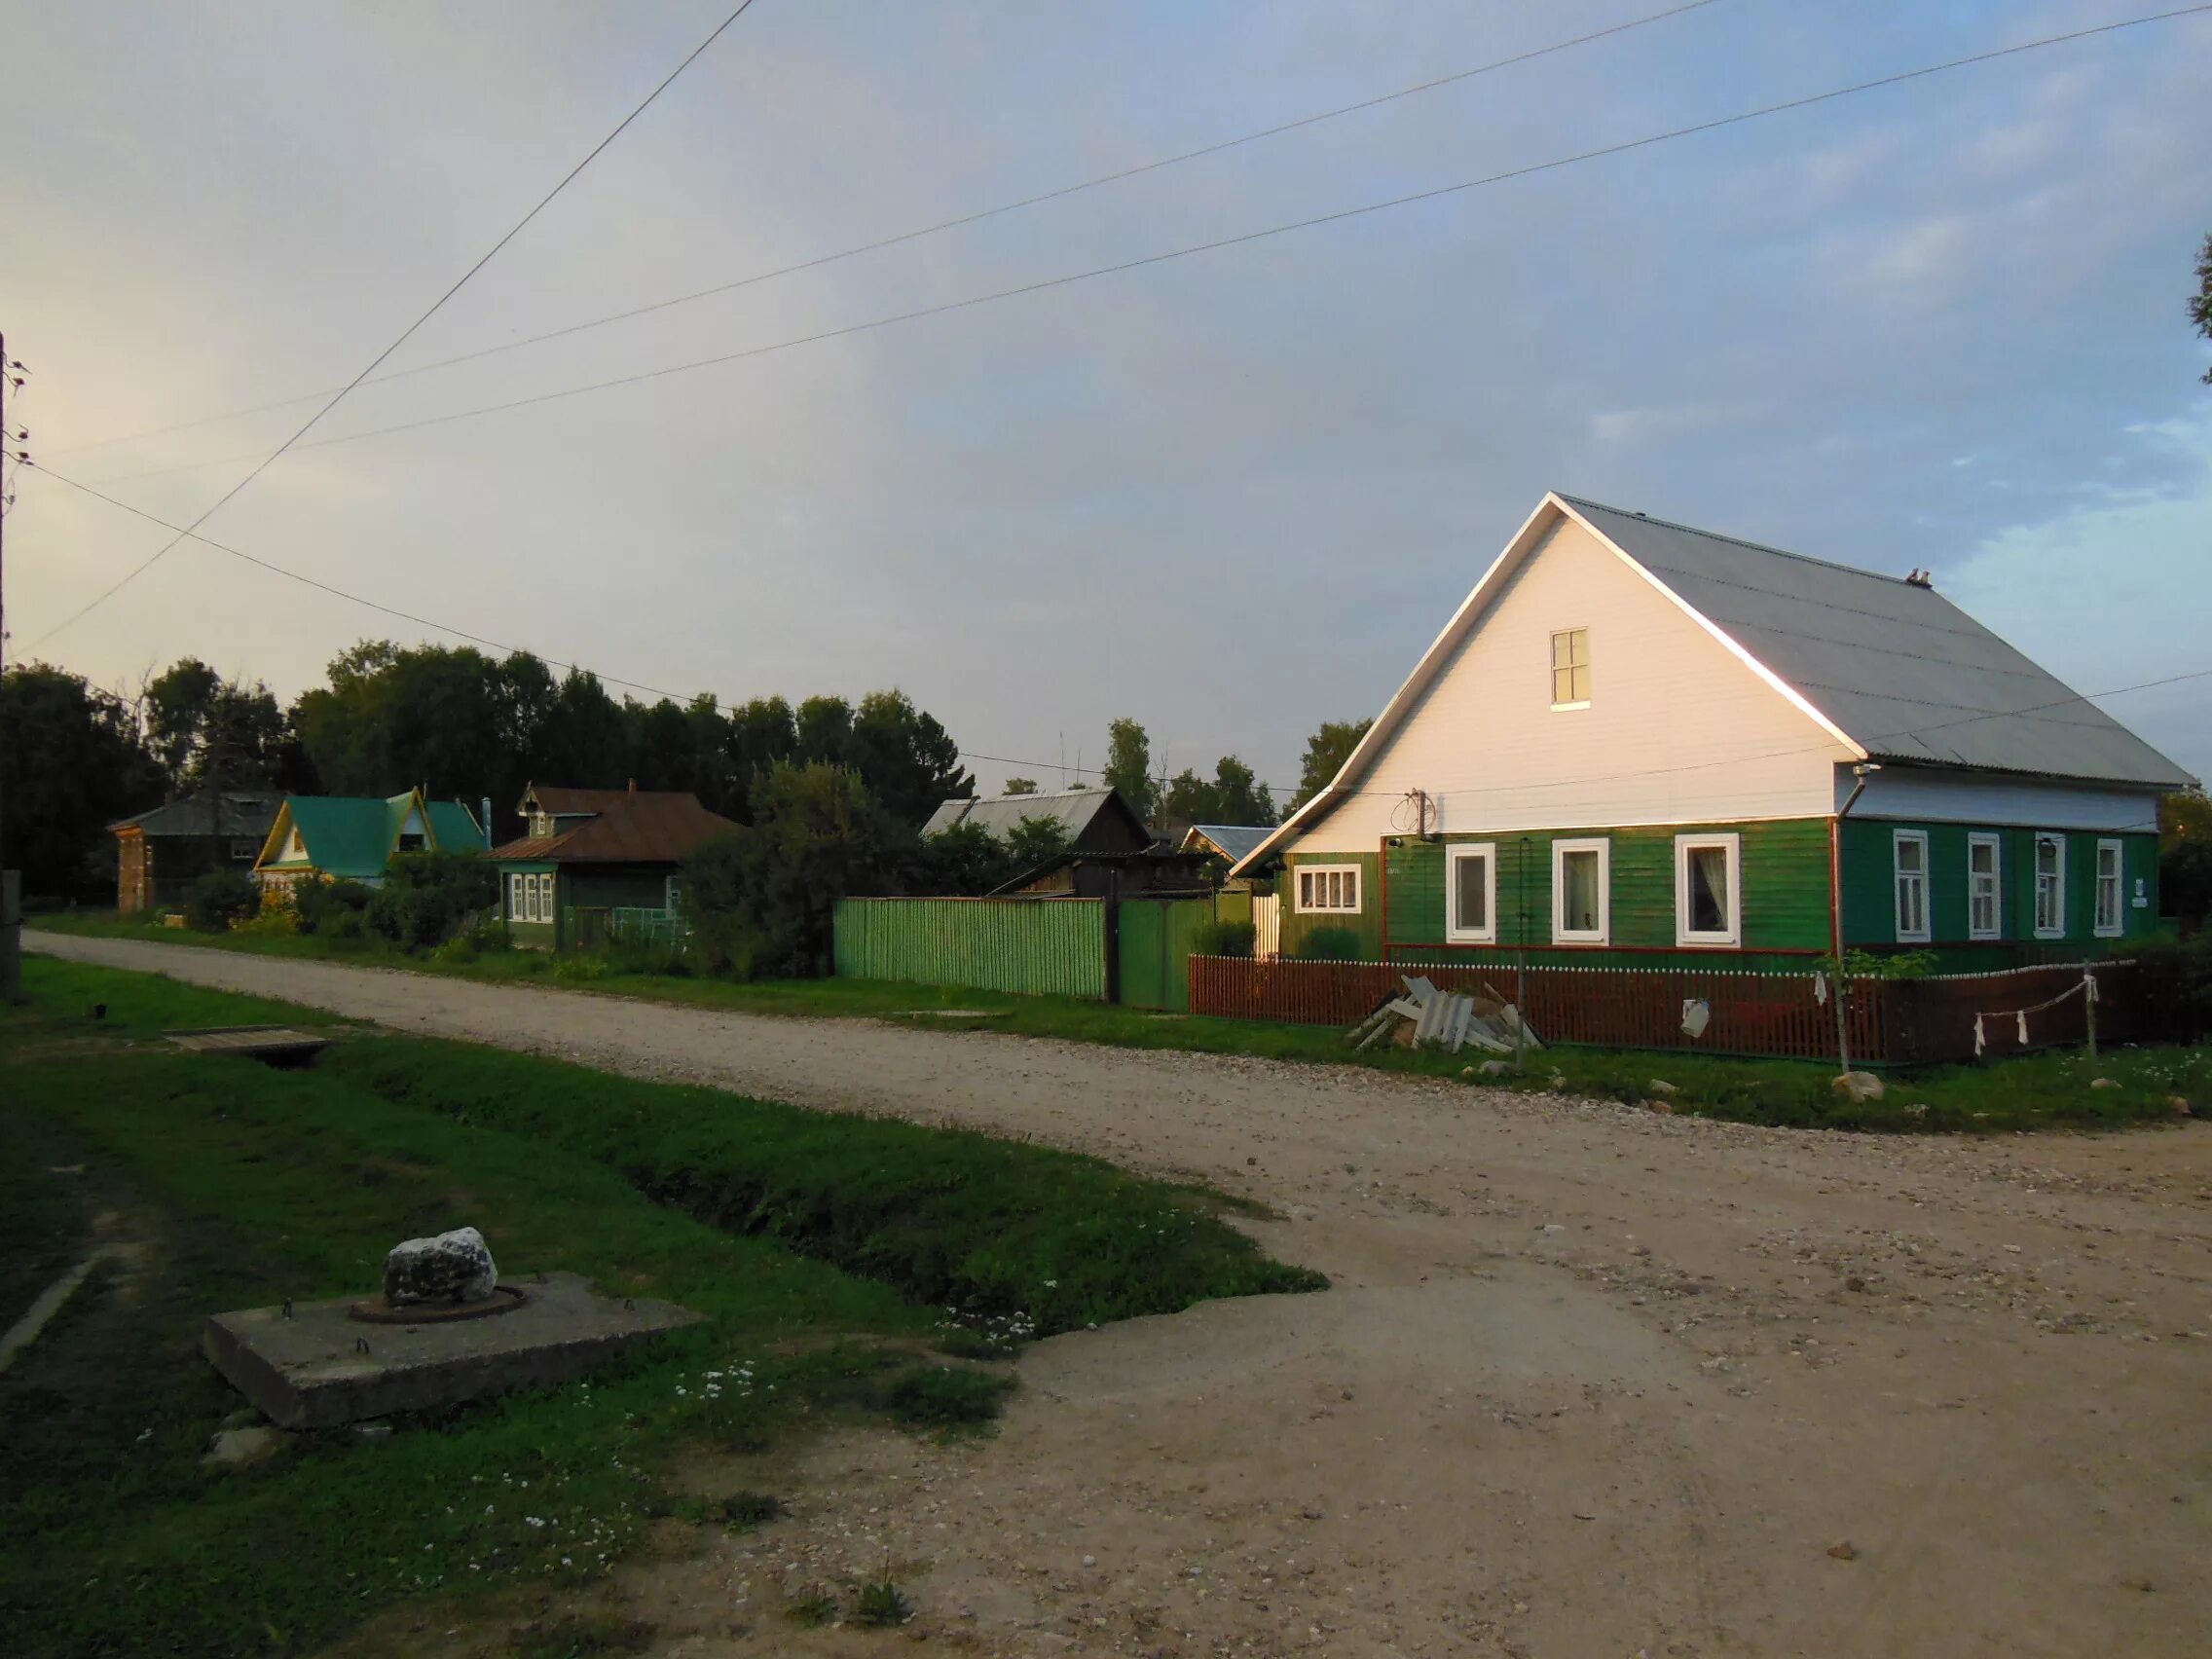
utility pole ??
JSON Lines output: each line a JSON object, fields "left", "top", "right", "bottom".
{"left": 1, "top": 331, "right": 20, "bottom": 1000}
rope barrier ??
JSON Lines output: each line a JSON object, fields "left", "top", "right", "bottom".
{"left": 1972, "top": 970, "right": 2097, "bottom": 1057}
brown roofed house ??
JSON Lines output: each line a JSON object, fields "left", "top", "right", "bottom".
{"left": 491, "top": 782, "right": 735, "bottom": 949}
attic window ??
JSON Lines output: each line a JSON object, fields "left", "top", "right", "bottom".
{"left": 1550, "top": 628, "right": 1591, "bottom": 708}
{"left": 228, "top": 838, "right": 258, "bottom": 863}
{"left": 398, "top": 831, "right": 427, "bottom": 853}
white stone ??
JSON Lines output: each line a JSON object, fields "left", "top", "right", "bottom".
{"left": 1830, "top": 1071, "right": 1886, "bottom": 1103}
{"left": 203, "top": 1425, "right": 295, "bottom": 1469}
{"left": 383, "top": 1226, "right": 498, "bottom": 1306}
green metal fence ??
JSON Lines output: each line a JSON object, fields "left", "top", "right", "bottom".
{"left": 1116, "top": 897, "right": 1218, "bottom": 1012}
{"left": 833, "top": 898, "right": 1108, "bottom": 999}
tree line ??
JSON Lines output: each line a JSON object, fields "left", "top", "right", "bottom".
{"left": 0, "top": 640, "right": 1379, "bottom": 906}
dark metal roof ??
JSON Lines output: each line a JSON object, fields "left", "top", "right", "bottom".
{"left": 491, "top": 790, "right": 736, "bottom": 865}
{"left": 110, "top": 793, "right": 281, "bottom": 838}
{"left": 1181, "top": 825, "right": 1272, "bottom": 864}
{"left": 922, "top": 786, "right": 1153, "bottom": 842}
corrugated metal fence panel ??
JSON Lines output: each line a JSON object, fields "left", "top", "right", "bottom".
{"left": 833, "top": 899, "right": 1107, "bottom": 1000}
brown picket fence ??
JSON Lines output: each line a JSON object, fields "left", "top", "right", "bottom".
{"left": 1187, "top": 956, "right": 2135, "bottom": 1066}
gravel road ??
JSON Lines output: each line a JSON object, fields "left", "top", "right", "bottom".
{"left": 34, "top": 931, "right": 2212, "bottom": 1658}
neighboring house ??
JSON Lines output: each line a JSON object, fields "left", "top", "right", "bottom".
{"left": 110, "top": 792, "right": 281, "bottom": 912}
{"left": 992, "top": 848, "right": 1217, "bottom": 899}
{"left": 1181, "top": 825, "right": 1274, "bottom": 867}
{"left": 490, "top": 784, "right": 735, "bottom": 949}
{"left": 1232, "top": 491, "right": 2194, "bottom": 971}
{"left": 922, "top": 786, "right": 1156, "bottom": 854}
{"left": 254, "top": 790, "right": 485, "bottom": 893}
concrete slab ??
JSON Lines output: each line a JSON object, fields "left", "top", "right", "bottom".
{"left": 203, "top": 1272, "right": 700, "bottom": 1429}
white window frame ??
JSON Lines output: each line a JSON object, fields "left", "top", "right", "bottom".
{"left": 1295, "top": 864, "right": 1362, "bottom": 914}
{"left": 1549, "top": 627, "right": 1592, "bottom": 711}
{"left": 2033, "top": 831, "right": 2067, "bottom": 940}
{"left": 2093, "top": 838, "right": 2124, "bottom": 938}
{"left": 1673, "top": 831, "right": 1742, "bottom": 948}
{"left": 1966, "top": 831, "right": 2002, "bottom": 941}
{"left": 228, "top": 838, "right": 258, "bottom": 863}
{"left": 1893, "top": 829, "right": 1931, "bottom": 943}
{"left": 1445, "top": 842, "right": 1497, "bottom": 944}
{"left": 537, "top": 872, "right": 555, "bottom": 923}
{"left": 508, "top": 873, "right": 526, "bottom": 921}
{"left": 1551, "top": 837, "right": 1610, "bottom": 944}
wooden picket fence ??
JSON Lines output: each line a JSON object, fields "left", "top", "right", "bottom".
{"left": 1188, "top": 955, "right": 2136, "bottom": 1066}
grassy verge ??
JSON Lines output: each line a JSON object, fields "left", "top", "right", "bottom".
{"left": 1, "top": 962, "right": 1317, "bottom": 1657}
{"left": 30, "top": 912, "right": 2204, "bottom": 1132}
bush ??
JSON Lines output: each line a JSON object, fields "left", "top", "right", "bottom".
{"left": 1192, "top": 918, "right": 1257, "bottom": 958}
{"left": 683, "top": 761, "right": 901, "bottom": 978}
{"left": 366, "top": 850, "right": 498, "bottom": 951}
{"left": 293, "top": 876, "right": 375, "bottom": 938}
{"left": 182, "top": 869, "right": 259, "bottom": 933}
{"left": 2122, "top": 934, "right": 2212, "bottom": 1042}
{"left": 1294, "top": 926, "right": 1361, "bottom": 962}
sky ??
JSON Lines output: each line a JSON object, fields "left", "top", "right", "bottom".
{"left": 4, "top": 0, "right": 2208, "bottom": 804}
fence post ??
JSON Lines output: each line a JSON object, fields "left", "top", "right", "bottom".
{"left": 2083, "top": 968, "right": 2097, "bottom": 1062}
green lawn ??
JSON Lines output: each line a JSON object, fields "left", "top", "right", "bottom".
{"left": 0, "top": 961, "right": 1318, "bottom": 1657}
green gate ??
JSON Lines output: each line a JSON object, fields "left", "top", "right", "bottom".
{"left": 1115, "top": 898, "right": 1218, "bottom": 1011}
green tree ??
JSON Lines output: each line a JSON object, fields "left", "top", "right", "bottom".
{"left": 682, "top": 761, "right": 894, "bottom": 977}
{"left": 1002, "top": 777, "right": 1039, "bottom": 795}
{"left": 2161, "top": 788, "right": 2212, "bottom": 931}
{"left": 1004, "top": 812, "right": 1072, "bottom": 870}
{"left": 2194, "top": 232, "right": 2212, "bottom": 385}
{"left": 145, "top": 657, "right": 289, "bottom": 793}
{"left": 1289, "top": 718, "right": 1373, "bottom": 812}
{"left": 0, "top": 664, "right": 166, "bottom": 901}
{"left": 1161, "top": 767, "right": 1213, "bottom": 827}
{"left": 1208, "top": 755, "right": 1276, "bottom": 827}
{"left": 849, "top": 689, "right": 972, "bottom": 827}
{"left": 725, "top": 695, "right": 799, "bottom": 824}
{"left": 1102, "top": 717, "right": 1156, "bottom": 825}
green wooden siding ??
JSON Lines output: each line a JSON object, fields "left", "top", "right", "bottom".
{"left": 1276, "top": 853, "right": 1383, "bottom": 960}
{"left": 498, "top": 860, "right": 561, "bottom": 949}
{"left": 1379, "top": 820, "right": 1831, "bottom": 968}
{"left": 833, "top": 898, "right": 1107, "bottom": 999}
{"left": 1841, "top": 820, "right": 2158, "bottom": 953}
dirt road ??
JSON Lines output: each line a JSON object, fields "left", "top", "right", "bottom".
{"left": 34, "top": 932, "right": 2212, "bottom": 1657}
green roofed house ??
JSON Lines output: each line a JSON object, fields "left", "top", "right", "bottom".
{"left": 253, "top": 789, "right": 485, "bottom": 895}
{"left": 491, "top": 783, "right": 736, "bottom": 950}
{"left": 1231, "top": 491, "right": 2194, "bottom": 972}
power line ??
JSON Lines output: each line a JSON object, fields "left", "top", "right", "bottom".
{"left": 50, "top": 0, "right": 1726, "bottom": 462}
{"left": 76, "top": 3, "right": 2212, "bottom": 494}
{"left": 24, "top": 0, "right": 759, "bottom": 652}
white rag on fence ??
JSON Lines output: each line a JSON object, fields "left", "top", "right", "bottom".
{"left": 1972, "top": 972, "right": 2096, "bottom": 1057}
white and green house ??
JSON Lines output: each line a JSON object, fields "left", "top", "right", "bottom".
{"left": 1231, "top": 492, "right": 2194, "bottom": 972}
{"left": 491, "top": 784, "right": 736, "bottom": 950}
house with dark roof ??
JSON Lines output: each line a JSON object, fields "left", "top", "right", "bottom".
{"left": 1234, "top": 491, "right": 2194, "bottom": 970}
{"left": 253, "top": 791, "right": 484, "bottom": 893}
{"left": 491, "top": 783, "right": 735, "bottom": 949}
{"left": 111, "top": 791, "right": 282, "bottom": 912}
{"left": 921, "top": 786, "right": 1155, "bottom": 854}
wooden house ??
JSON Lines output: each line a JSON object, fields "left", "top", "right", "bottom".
{"left": 1232, "top": 492, "right": 2194, "bottom": 971}
{"left": 111, "top": 792, "right": 281, "bottom": 912}
{"left": 491, "top": 784, "right": 735, "bottom": 949}
{"left": 253, "top": 790, "right": 484, "bottom": 893}
{"left": 922, "top": 786, "right": 1156, "bottom": 854}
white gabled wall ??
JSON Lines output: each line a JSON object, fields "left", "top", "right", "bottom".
{"left": 1289, "top": 516, "right": 1852, "bottom": 853}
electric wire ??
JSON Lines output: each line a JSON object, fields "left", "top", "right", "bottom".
{"left": 23, "top": 0, "right": 760, "bottom": 651}
{"left": 48, "top": 0, "right": 1726, "bottom": 461}
{"left": 73, "top": 3, "right": 2212, "bottom": 496}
